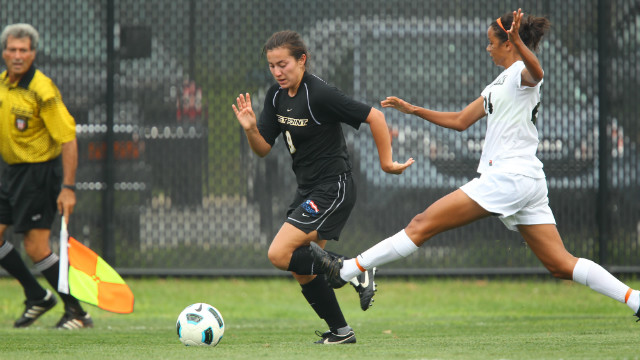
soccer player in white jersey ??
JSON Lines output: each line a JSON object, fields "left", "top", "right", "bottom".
{"left": 311, "top": 9, "right": 640, "bottom": 322}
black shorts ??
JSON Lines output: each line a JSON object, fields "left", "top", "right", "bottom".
{"left": 0, "top": 158, "right": 62, "bottom": 233}
{"left": 285, "top": 172, "right": 356, "bottom": 241}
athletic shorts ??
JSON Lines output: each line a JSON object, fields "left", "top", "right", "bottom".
{"left": 0, "top": 158, "right": 62, "bottom": 233}
{"left": 285, "top": 172, "right": 356, "bottom": 241}
{"left": 460, "top": 172, "right": 556, "bottom": 231}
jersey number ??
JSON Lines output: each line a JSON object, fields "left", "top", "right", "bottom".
{"left": 531, "top": 102, "right": 540, "bottom": 125}
{"left": 483, "top": 93, "right": 494, "bottom": 114}
{"left": 484, "top": 93, "right": 540, "bottom": 127}
{"left": 285, "top": 130, "right": 296, "bottom": 154}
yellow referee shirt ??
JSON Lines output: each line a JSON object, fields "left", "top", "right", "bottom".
{"left": 0, "top": 66, "right": 76, "bottom": 165}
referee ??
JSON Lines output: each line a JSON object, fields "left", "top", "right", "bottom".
{"left": 0, "top": 23, "right": 92, "bottom": 329}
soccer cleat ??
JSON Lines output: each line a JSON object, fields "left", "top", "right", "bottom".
{"left": 309, "top": 242, "right": 347, "bottom": 288}
{"left": 55, "top": 307, "right": 94, "bottom": 330}
{"left": 350, "top": 267, "right": 377, "bottom": 311}
{"left": 314, "top": 329, "right": 356, "bottom": 344}
{"left": 14, "top": 289, "right": 58, "bottom": 328}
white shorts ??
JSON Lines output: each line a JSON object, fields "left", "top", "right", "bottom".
{"left": 460, "top": 172, "right": 556, "bottom": 231}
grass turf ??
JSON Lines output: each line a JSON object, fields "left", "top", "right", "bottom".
{"left": 0, "top": 276, "right": 638, "bottom": 360}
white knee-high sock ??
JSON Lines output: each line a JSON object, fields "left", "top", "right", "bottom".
{"left": 340, "top": 230, "right": 419, "bottom": 281}
{"left": 572, "top": 258, "right": 639, "bottom": 312}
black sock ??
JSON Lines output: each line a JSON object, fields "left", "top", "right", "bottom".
{"left": 326, "top": 249, "right": 350, "bottom": 260}
{"left": 36, "top": 253, "right": 86, "bottom": 315}
{"left": 288, "top": 246, "right": 349, "bottom": 275}
{"left": 288, "top": 246, "right": 315, "bottom": 275}
{"left": 301, "top": 276, "right": 347, "bottom": 332}
{"left": 0, "top": 241, "right": 47, "bottom": 300}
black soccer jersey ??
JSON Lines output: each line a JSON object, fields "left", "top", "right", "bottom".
{"left": 258, "top": 72, "right": 371, "bottom": 187}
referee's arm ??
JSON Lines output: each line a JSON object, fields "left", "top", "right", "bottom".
{"left": 58, "top": 138, "right": 77, "bottom": 222}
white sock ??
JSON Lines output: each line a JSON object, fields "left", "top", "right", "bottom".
{"left": 0, "top": 241, "right": 14, "bottom": 259}
{"left": 340, "top": 229, "right": 418, "bottom": 281}
{"left": 572, "top": 258, "right": 639, "bottom": 312}
{"left": 628, "top": 290, "right": 640, "bottom": 313}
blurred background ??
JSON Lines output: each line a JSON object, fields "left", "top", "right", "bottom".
{"left": 0, "top": 0, "right": 638, "bottom": 276}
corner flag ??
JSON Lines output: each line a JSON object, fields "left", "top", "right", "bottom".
{"left": 58, "top": 217, "right": 134, "bottom": 314}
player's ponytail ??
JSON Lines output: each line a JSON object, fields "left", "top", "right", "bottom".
{"left": 520, "top": 16, "right": 551, "bottom": 52}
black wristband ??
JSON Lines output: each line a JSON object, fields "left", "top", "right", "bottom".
{"left": 62, "top": 184, "right": 76, "bottom": 191}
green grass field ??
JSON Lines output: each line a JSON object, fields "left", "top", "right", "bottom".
{"left": 0, "top": 276, "right": 638, "bottom": 360}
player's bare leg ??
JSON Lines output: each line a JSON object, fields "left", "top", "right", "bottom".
{"left": 520, "top": 224, "right": 640, "bottom": 319}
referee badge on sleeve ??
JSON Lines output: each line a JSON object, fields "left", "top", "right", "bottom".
{"left": 15, "top": 117, "right": 28, "bottom": 131}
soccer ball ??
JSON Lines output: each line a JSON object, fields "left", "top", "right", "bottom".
{"left": 176, "top": 303, "right": 225, "bottom": 346}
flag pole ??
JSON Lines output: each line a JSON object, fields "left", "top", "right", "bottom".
{"left": 58, "top": 216, "right": 70, "bottom": 294}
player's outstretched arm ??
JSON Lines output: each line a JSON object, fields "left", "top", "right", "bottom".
{"left": 366, "top": 107, "right": 414, "bottom": 174}
{"left": 382, "top": 96, "right": 485, "bottom": 132}
{"left": 380, "top": 96, "right": 415, "bottom": 114}
{"left": 232, "top": 93, "right": 271, "bottom": 157}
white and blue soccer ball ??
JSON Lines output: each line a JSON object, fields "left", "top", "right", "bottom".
{"left": 176, "top": 303, "right": 225, "bottom": 346}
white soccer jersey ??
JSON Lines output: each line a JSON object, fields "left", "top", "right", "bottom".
{"left": 478, "top": 61, "right": 545, "bottom": 178}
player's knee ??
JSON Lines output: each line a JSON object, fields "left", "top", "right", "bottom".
{"left": 406, "top": 213, "right": 434, "bottom": 245}
{"left": 267, "top": 247, "right": 288, "bottom": 270}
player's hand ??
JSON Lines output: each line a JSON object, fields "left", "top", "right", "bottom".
{"left": 232, "top": 93, "right": 257, "bottom": 131}
{"left": 508, "top": 8, "right": 524, "bottom": 44}
{"left": 57, "top": 188, "right": 76, "bottom": 224}
{"left": 381, "top": 96, "right": 415, "bottom": 114}
{"left": 382, "top": 158, "right": 415, "bottom": 175}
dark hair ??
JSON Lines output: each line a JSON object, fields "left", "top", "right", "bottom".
{"left": 492, "top": 12, "right": 551, "bottom": 52}
{"left": 263, "top": 30, "right": 309, "bottom": 68}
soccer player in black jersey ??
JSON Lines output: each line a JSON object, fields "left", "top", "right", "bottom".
{"left": 233, "top": 30, "right": 413, "bottom": 344}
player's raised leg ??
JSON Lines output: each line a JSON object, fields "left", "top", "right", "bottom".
{"left": 312, "top": 189, "right": 490, "bottom": 285}
{"left": 519, "top": 224, "right": 640, "bottom": 320}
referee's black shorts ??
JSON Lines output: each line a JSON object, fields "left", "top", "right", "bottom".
{"left": 0, "top": 157, "right": 62, "bottom": 233}
{"left": 285, "top": 172, "right": 356, "bottom": 241}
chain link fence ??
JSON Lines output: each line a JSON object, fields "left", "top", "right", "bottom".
{"left": 1, "top": 0, "right": 638, "bottom": 276}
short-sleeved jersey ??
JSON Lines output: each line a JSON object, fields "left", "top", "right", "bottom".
{"left": 0, "top": 66, "right": 76, "bottom": 165}
{"left": 479, "top": 61, "right": 545, "bottom": 178}
{"left": 258, "top": 72, "right": 371, "bottom": 187}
